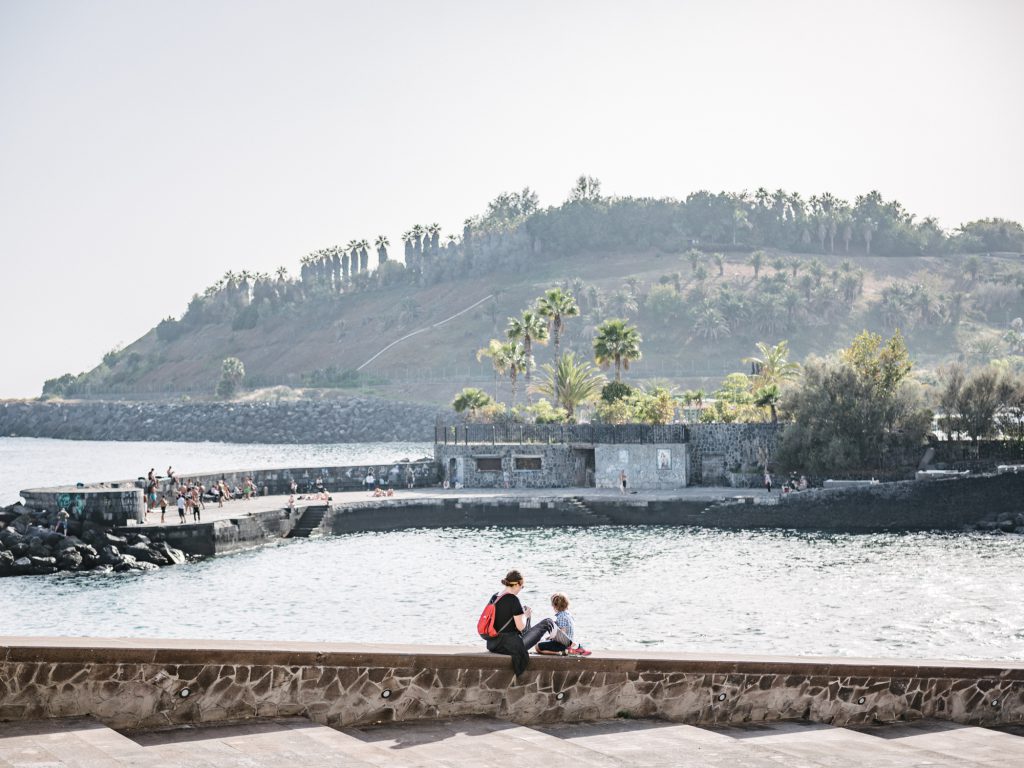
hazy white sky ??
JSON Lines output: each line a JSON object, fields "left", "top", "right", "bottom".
{"left": 1, "top": 0, "right": 1022, "bottom": 397}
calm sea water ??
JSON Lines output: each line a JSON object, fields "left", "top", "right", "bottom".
{"left": 1, "top": 439, "right": 1022, "bottom": 660}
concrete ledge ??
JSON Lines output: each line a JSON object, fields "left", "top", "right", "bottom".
{"left": 1, "top": 637, "right": 1021, "bottom": 730}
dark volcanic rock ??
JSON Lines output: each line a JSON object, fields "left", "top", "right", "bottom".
{"left": 126, "top": 543, "right": 168, "bottom": 566}
{"left": 98, "top": 545, "right": 121, "bottom": 566}
{"left": 56, "top": 548, "right": 83, "bottom": 571}
{"left": 160, "top": 542, "right": 186, "bottom": 565}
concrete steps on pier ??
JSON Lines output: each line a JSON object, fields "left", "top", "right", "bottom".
{"left": 568, "top": 496, "right": 613, "bottom": 523}
{"left": 3, "top": 716, "right": 1024, "bottom": 767}
{"left": 285, "top": 504, "right": 328, "bottom": 538}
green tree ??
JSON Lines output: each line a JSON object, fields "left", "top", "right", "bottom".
{"left": 743, "top": 340, "right": 802, "bottom": 391}
{"left": 776, "top": 333, "right": 930, "bottom": 473}
{"left": 841, "top": 329, "right": 913, "bottom": 400}
{"left": 633, "top": 386, "right": 676, "bottom": 425}
{"left": 535, "top": 287, "right": 580, "bottom": 359}
{"left": 506, "top": 310, "right": 549, "bottom": 399}
{"left": 452, "top": 387, "right": 493, "bottom": 420}
{"left": 593, "top": 318, "right": 642, "bottom": 382}
{"left": 716, "top": 372, "right": 754, "bottom": 404}
{"left": 216, "top": 357, "right": 245, "bottom": 399}
{"left": 532, "top": 352, "right": 606, "bottom": 421}
{"left": 956, "top": 366, "right": 1017, "bottom": 447}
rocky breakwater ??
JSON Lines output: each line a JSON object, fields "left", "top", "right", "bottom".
{"left": 0, "top": 506, "right": 187, "bottom": 577}
{"left": 0, "top": 396, "right": 447, "bottom": 443}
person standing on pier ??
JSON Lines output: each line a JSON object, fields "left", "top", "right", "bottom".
{"left": 177, "top": 493, "right": 186, "bottom": 524}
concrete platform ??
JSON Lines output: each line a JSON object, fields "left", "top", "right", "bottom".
{"left": 133, "top": 486, "right": 759, "bottom": 528}
{"left": 3, "top": 716, "right": 1023, "bottom": 767}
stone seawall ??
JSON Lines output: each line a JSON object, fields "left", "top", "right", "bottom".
{"left": 325, "top": 473, "right": 1024, "bottom": 534}
{"left": 0, "top": 638, "right": 1020, "bottom": 730}
{"left": 0, "top": 398, "right": 447, "bottom": 443}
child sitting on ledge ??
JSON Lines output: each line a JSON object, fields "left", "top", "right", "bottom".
{"left": 536, "top": 592, "right": 592, "bottom": 656}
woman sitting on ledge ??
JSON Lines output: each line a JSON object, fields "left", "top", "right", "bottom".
{"left": 483, "top": 569, "right": 555, "bottom": 677}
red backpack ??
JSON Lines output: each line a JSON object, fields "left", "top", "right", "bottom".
{"left": 477, "top": 591, "right": 515, "bottom": 639}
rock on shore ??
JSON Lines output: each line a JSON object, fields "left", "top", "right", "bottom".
{"left": 0, "top": 506, "right": 187, "bottom": 577}
{"left": 0, "top": 397, "right": 447, "bottom": 443}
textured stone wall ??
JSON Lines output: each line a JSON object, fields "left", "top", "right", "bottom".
{"left": 688, "top": 424, "right": 783, "bottom": 485}
{"left": 594, "top": 444, "right": 689, "bottom": 490}
{"left": 0, "top": 398, "right": 447, "bottom": 443}
{"left": 434, "top": 445, "right": 583, "bottom": 488}
{"left": 0, "top": 640, "right": 1020, "bottom": 730}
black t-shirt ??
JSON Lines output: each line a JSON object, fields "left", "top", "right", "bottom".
{"left": 491, "top": 592, "right": 523, "bottom": 635}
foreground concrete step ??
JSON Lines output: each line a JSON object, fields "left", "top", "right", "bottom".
{"left": 854, "top": 721, "right": 1024, "bottom": 767}
{"left": 347, "top": 718, "right": 523, "bottom": 767}
{"left": 730, "top": 720, "right": 992, "bottom": 768}
{"left": 132, "top": 719, "right": 378, "bottom": 768}
{"left": 283, "top": 720, "right": 443, "bottom": 768}
{"left": 537, "top": 719, "right": 795, "bottom": 767}
{"left": 0, "top": 718, "right": 137, "bottom": 768}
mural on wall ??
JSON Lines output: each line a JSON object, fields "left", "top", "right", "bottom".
{"left": 658, "top": 450, "right": 671, "bottom": 470}
{"left": 55, "top": 493, "right": 87, "bottom": 519}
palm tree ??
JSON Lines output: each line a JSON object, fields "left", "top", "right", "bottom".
{"left": 359, "top": 239, "right": 370, "bottom": 272}
{"left": 452, "top": 387, "right": 492, "bottom": 420}
{"left": 346, "top": 240, "right": 360, "bottom": 274}
{"left": 532, "top": 352, "right": 606, "bottom": 421}
{"left": 747, "top": 250, "right": 765, "bottom": 279}
{"left": 784, "top": 256, "right": 803, "bottom": 278}
{"left": 693, "top": 301, "right": 729, "bottom": 342}
{"left": 427, "top": 223, "right": 441, "bottom": 255}
{"left": 375, "top": 235, "right": 390, "bottom": 264}
{"left": 411, "top": 224, "right": 425, "bottom": 261}
{"left": 401, "top": 231, "right": 413, "bottom": 266}
{"left": 861, "top": 218, "right": 878, "bottom": 255}
{"left": 593, "top": 318, "right": 642, "bottom": 382}
{"left": 742, "top": 340, "right": 802, "bottom": 391}
{"left": 609, "top": 289, "right": 638, "bottom": 317}
{"left": 754, "top": 383, "right": 782, "bottom": 424}
{"left": 506, "top": 310, "right": 549, "bottom": 399}
{"left": 505, "top": 343, "right": 527, "bottom": 405}
{"left": 806, "top": 258, "right": 827, "bottom": 288}
{"left": 536, "top": 287, "right": 580, "bottom": 360}
{"left": 476, "top": 338, "right": 511, "bottom": 401}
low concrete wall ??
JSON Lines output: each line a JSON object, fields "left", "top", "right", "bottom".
{"left": 123, "top": 507, "right": 304, "bottom": 558}
{"left": 19, "top": 485, "right": 144, "bottom": 527}
{"left": 157, "top": 460, "right": 438, "bottom": 497}
{"left": 0, "top": 638, "right": 1020, "bottom": 730}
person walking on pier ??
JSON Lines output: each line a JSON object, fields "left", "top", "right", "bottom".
{"left": 481, "top": 569, "right": 555, "bottom": 677}
{"left": 177, "top": 493, "right": 186, "bottom": 524}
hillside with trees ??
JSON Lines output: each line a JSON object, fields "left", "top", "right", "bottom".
{"left": 41, "top": 178, "right": 1024, "bottom": 406}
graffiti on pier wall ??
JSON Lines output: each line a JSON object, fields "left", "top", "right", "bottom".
{"left": 56, "top": 493, "right": 87, "bottom": 519}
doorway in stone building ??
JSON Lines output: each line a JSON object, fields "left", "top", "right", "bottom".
{"left": 572, "top": 448, "right": 595, "bottom": 487}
